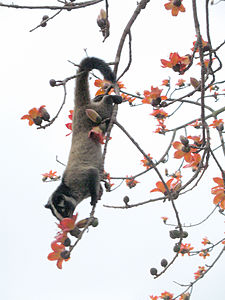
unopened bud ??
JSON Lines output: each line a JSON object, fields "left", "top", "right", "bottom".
{"left": 180, "top": 135, "right": 189, "bottom": 146}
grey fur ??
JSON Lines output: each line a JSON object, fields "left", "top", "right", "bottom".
{"left": 45, "top": 57, "right": 122, "bottom": 220}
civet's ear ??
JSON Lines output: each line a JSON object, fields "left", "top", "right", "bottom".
{"left": 45, "top": 203, "right": 51, "bottom": 209}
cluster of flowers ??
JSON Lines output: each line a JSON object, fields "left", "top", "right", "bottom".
{"left": 48, "top": 214, "right": 78, "bottom": 269}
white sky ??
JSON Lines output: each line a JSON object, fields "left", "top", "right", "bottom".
{"left": 1, "top": 1, "right": 225, "bottom": 300}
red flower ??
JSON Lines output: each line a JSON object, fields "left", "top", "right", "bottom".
{"left": 209, "top": 119, "right": 224, "bottom": 129}
{"left": 197, "top": 58, "right": 215, "bottom": 67}
{"left": 88, "top": 126, "right": 105, "bottom": 144}
{"left": 191, "top": 37, "right": 209, "bottom": 52}
{"left": 141, "top": 153, "right": 153, "bottom": 169}
{"left": 189, "top": 120, "right": 201, "bottom": 128}
{"left": 121, "top": 93, "right": 136, "bottom": 103}
{"left": 164, "top": 0, "right": 185, "bottom": 16}
{"left": 161, "top": 52, "right": 190, "bottom": 74}
{"left": 142, "top": 86, "right": 167, "bottom": 105}
{"left": 65, "top": 110, "right": 73, "bottom": 136}
{"left": 42, "top": 170, "right": 57, "bottom": 179}
{"left": 161, "top": 79, "right": 170, "bottom": 87}
{"left": 94, "top": 79, "right": 125, "bottom": 96}
{"left": 58, "top": 213, "right": 78, "bottom": 232}
{"left": 176, "top": 79, "right": 186, "bottom": 87}
{"left": 201, "top": 237, "right": 210, "bottom": 246}
{"left": 151, "top": 109, "right": 168, "bottom": 119}
{"left": 154, "top": 119, "right": 168, "bottom": 134}
{"left": 194, "top": 266, "right": 206, "bottom": 280}
{"left": 179, "top": 243, "right": 194, "bottom": 256}
{"left": 126, "top": 176, "right": 139, "bottom": 188}
{"left": 160, "top": 291, "right": 173, "bottom": 300}
{"left": 47, "top": 241, "right": 69, "bottom": 269}
{"left": 199, "top": 250, "right": 210, "bottom": 259}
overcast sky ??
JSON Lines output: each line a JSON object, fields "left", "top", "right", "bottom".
{"left": 1, "top": 1, "right": 225, "bottom": 300}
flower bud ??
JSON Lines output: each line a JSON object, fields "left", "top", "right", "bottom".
{"left": 180, "top": 135, "right": 189, "bottom": 146}
{"left": 161, "top": 259, "right": 168, "bottom": 267}
{"left": 60, "top": 250, "right": 70, "bottom": 259}
{"left": 150, "top": 268, "right": 157, "bottom": 276}
{"left": 33, "top": 116, "right": 42, "bottom": 126}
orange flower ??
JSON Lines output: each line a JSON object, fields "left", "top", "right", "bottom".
{"left": 154, "top": 119, "right": 168, "bottom": 134}
{"left": 58, "top": 214, "right": 78, "bottom": 232}
{"left": 197, "top": 58, "right": 215, "bottom": 67}
{"left": 173, "top": 141, "right": 195, "bottom": 162}
{"left": 161, "top": 79, "right": 170, "bottom": 87}
{"left": 164, "top": 0, "right": 185, "bottom": 16}
{"left": 150, "top": 178, "right": 180, "bottom": 195}
{"left": 201, "top": 237, "right": 210, "bottom": 246}
{"left": 125, "top": 176, "right": 139, "bottom": 188}
{"left": 94, "top": 79, "right": 125, "bottom": 96}
{"left": 42, "top": 170, "right": 57, "bottom": 179}
{"left": 194, "top": 266, "right": 206, "bottom": 280}
{"left": 176, "top": 79, "right": 186, "bottom": 87}
{"left": 211, "top": 176, "right": 225, "bottom": 209}
{"left": 199, "top": 250, "right": 210, "bottom": 259}
{"left": 191, "top": 37, "right": 209, "bottom": 52}
{"left": 209, "top": 119, "right": 224, "bottom": 129}
{"left": 42, "top": 170, "right": 60, "bottom": 181}
{"left": 179, "top": 243, "right": 194, "bottom": 256}
{"left": 142, "top": 86, "right": 167, "bottom": 105}
{"left": 183, "top": 153, "right": 201, "bottom": 170}
{"left": 150, "top": 296, "right": 158, "bottom": 300}
{"left": 47, "top": 241, "right": 69, "bottom": 269}
{"left": 121, "top": 93, "right": 136, "bottom": 104}
{"left": 161, "top": 216, "right": 168, "bottom": 223}
{"left": 94, "top": 79, "right": 112, "bottom": 96}
{"left": 189, "top": 120, "right": 201, "bottom": 128}
{"left": 161, "top": 52, "right": 190, "bottom": 74}
{"left": 160, "top": 291, "right": 173, "bottom": 300}
{"left": 151, "top": 109, "right": 168, "bottom": 119}
{"left": 21, "top": 107, "right": 41, "bottom": 126}
{"left": 187, "top": 135, "right": 203, "bottom": 146}
{"left": 141, "top": 153, "right": 153, "bottom": 169}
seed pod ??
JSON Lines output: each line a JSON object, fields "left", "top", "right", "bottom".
{"left": 151, "top": 97, "right": 161, "bottom": 107}
{"left": 173, "top": 0, "right": 182, "bottom": 6}
{"left": 42, "top": 15, "right": 49, "bottom": 21}
{"left": 33, "top": 116, "right": 42, "bottom": 126}
{"left": 91, "top": 217, "right": 99, "bottom": 227}
{"left": 85, "top": 109, "right": 102, "bottom": 124}
{"left": 63, "top": 238, "right": 71, "bottom": 247}
{"left": 173, "top": 243, "right": 181, "bottom": 253}
{"left": 76, "top": 218, "right": 90, "bottom": 229}
{"left": 123, "top": 196, "right": 129, "bottom": 205}
{"left": 190, "top": 77, "right": 200, "bottom": 89}
{"left": 169, "top": 230, "right": 181, "bottom": 239}
{"left": 60, "top": 250, "right": 70, "bottom": 259}
{"left": 161, "top": 259, "right": 168, "bottom": 268}
{"left": 49, "top": 79, "right": 56, "bottom": 87}
{"left": 181, "top": 145, "right": 191, "bottom": 153}
{"left": 40, "top": 107, "right": 50, "bottom": 121}
{"left": 70, "top": 226, "right": 81, "bottom": 238}
{"left": 180, "top": 135, "right": 189, "bottom": 146}
{"left": 150, "top": 268, "right": 157, "bottom": 276}
{"left": 182, "top": 231, "right": 188, "bottom": 238}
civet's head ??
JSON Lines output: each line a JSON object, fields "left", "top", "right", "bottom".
{"left": 45, "top": 182, "right": 76, "bottom": 221}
